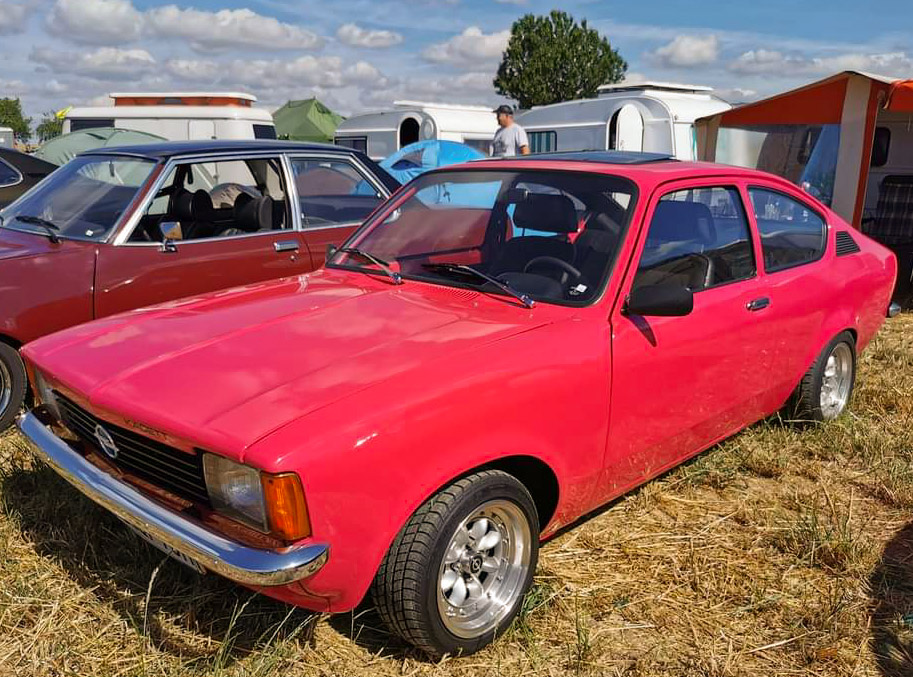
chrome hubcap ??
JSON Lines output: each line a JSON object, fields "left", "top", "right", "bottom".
{"left": 437, "top": 499, "right": 531, "bottom": 639}
{"left": 0, "top": 358, "right": 11, "bottom": 417}
{"left": 820, "top": 343, "right": 853, "bottom": 419}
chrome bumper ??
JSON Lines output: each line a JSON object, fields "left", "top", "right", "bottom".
{"left": 16, "top": 412, "right": 328, "bottom": 587}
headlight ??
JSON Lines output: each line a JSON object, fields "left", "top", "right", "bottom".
{"left": 33, "top": 369, "right": 61, "bottom": 420}
{"left": 203, "top": 453, "right": 311, "bottom": 541}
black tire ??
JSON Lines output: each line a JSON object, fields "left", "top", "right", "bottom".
{"left": 371, "top": 469, "right": 539, "bottom": 656}
{"left": 789, "top": 331, "right": 856, "bottom": 422}
{"left": 0, "top": 342, "right": 26, "bottom": 432}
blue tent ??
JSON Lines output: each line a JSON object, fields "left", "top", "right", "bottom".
{"left": 380, "top": 140, "right": 484, "bottom": 185}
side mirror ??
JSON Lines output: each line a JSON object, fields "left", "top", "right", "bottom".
{"left": 624, "top": 283, "right": 693, "bottom": 317}
{"left": 326, "top": 244, "right": 338, "bottom": 260}
{"left": 158, "top": 222, "right": 180, "bottom": 253}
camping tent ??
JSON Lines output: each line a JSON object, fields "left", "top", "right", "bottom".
{"left": 379, "top": 140, "right": 484, "bottom": 184}
{"left": 696, "top": 71, "right": 913, "bottom": 301}
{"left": 273, "top": 98, "right": 343, "bottom": 143}
{"left": 34, "top": 127, "right": 165, "bottom": 166}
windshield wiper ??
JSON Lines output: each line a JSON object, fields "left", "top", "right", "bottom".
{"left": 336, "top": 247, "right": 403, "bottom": 285}
{"left": 14, "top": 215, "right": 61, "bottom": 244}
{"left": 422, "top": 262, "right": 535, "bottom": 309}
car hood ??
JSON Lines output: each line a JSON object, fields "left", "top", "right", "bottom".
{"left": 25, "top": 268, "right": 555, "bottom": 459}
{"left": 0, "top": 226, "right": 75, "bottom": 261}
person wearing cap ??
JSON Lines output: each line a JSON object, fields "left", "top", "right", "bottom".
{"left": 491, "top": 105, "right": 530, "bottom": 157}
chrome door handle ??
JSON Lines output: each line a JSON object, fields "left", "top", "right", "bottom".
{"left": 274, "top": 240, "right": 299, "bottom": 253}
{"left": 746, "top": 297, "right": 770, "bottom": 311}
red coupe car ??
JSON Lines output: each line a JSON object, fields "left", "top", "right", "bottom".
{"left": 0, "top": 140, "right": 398, "bottom": 429}
{"left": 16, "top": 152, "right": 897, "bottom": 656}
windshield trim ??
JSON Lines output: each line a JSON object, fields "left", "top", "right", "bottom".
{"left": 0, "top": 153, "right": 159, "bottom": 244}
{"left": 326, "top": 167, "right": 640, "bottom": 308}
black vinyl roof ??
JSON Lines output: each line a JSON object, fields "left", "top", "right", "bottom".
{"left": 500, "top": 150, "right": 676, "bottom": 164}
{"left": 80, "top": 139, "right": 357, "bottom": 160}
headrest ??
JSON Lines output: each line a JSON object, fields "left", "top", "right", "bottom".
{"left": 648, "top": 201, "right": 716, "bottom": 246}
{"left": 513, "top": 194, "right": 578, "bottom": 233}
{"left": 234, "top": 194, "right": 275, "bottom": 232}
{"left": 173, "top": 189, "right": 214, "bottom": 222}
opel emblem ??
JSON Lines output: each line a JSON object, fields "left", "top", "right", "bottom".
{"left": 94, "top": 424, "right": 119, "bottom": 460}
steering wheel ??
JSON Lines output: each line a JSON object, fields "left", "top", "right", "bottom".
{"left": 523, "top": 256, "right": 583, "bottom": 285}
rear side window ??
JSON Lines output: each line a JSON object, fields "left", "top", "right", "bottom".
{"left": 748, "top": 188, "right": 826, "bottom": 272}
{"left": 0, "top": 158, "right": 21, "bottom": 187}
{"left": 291, "top": 157, "right": 383, "bottom": 228}
{"left": 634, "top": 186, "right": 756, "bottom": 292}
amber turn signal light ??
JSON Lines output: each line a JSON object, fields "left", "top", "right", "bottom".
{"left": 262, "top": 472, "right": 311, "bottom": 541}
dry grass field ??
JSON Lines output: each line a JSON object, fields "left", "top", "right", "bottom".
{"left": 0, "top": 314, "right": 910, "bottom": 677}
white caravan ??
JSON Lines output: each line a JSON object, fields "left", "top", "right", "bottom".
{"left": 63, "top": 92, "right": 276, "bottom": 142}
{"left": 516, "top": 82, "right": 731, "bottom": 160}
{"left": 334, "top": 101, "right": 498, "bottom": 160}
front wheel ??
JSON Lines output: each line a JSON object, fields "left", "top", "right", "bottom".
{"left": 790, "top": 331, "right": 856, "bottom": 422}
{"left": 371, "top": 470, "right": 539, "bottom": 656}
{"left": 0, "top": 342, "right": 27, "bottom": 432}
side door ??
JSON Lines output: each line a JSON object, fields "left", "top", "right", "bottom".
{"left": 603, "top": 181, "right": 772, "bottom": 495}
{"left": 95, "top": 154, "right": 312, "bottom": 318}
{"left": 289, "top": 154, "right": 389, "bottom": 268}
{"left": 743, "top": 185, "right": 830, "bottom": 401}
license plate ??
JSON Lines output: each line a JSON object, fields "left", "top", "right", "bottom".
{"left": 127, "top": 523, "right": 206, "bottom": 574}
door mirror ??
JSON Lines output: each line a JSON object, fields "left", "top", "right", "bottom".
{"left": 326, "top": 243, "right": 338, "bottom": 260}
{"left": 625, "top": 283, "right": 693, "bottom": 317}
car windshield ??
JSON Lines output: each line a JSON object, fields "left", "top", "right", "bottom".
{"left": 331, "top": 169, "right": 637, "bottom": 305}
{"left": 0, "top": 154, "right": 155, "bottom": 241}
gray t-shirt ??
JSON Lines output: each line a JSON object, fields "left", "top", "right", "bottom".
{"left": 491, "top": 123, "right": 529, "bottom": 157}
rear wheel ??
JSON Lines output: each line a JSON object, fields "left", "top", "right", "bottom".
{"left": 790, "top": 332, "right": 856, "bottom": 421}
{"left": 0, "top": 342, "right": 26, "bottom": 431}
{"left": 371, "top": 470, "right": 539, "bottom": 656}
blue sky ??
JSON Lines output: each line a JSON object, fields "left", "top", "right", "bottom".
{"left": 1, "top": 0, "right": 911, "bottom": 123}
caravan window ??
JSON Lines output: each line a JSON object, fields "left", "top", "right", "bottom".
{"left": 871, "top": 127, "right": 891, "bottom": 167}
{"left": 529, "top": 131, "right": 557, "bottom": 153}
{"left": 253, "top": 124, "right": 277, "bottom": 140}
{"left": 69, "top": 118, "right": 115, "bottom": 132}
{"left": 334, "top": 136, "right": 367, "bottom": 154}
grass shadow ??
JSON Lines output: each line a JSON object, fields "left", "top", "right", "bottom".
{"left": 869, "top": 521, "right": 913, "bottom": 677}
{"left": 0, "top": 454, "right": 319, "bottom": 670}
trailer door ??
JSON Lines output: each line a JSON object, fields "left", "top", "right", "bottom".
{"left": 610, "top": 104, "right": 644, "bottom": 152}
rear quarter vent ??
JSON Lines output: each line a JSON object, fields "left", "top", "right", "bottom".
{"left": 835, "top": 231, "right": 861, "bottom": 256}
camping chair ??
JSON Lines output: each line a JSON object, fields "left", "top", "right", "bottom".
{"left": 864, "top": 175, "right": 913, "bottom": 303}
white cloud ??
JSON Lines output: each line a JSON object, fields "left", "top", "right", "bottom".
{"left": 145, "top": 6, "right": 322, "bottom": 52}
{"left": 30, "top": 46, "right": 156, "bottom": 79}
{"left": 653, "top": 35, "right": 719, "bottom": 68}
{"left": 0, "top": 0, "right": 32, "bottom": 35}
{"left": 165, "top": 59, "right": 221, "bottom": 82}
{"left": 46, "top": 0, "right": 142, "bottom": 45}
{"left": 422, "top": 26, "right": 509, "bottom": 66}
{"left": 336, "top": 22, "right": 402, "bottom": 48}
{"left": 729, "top": 49, "right": 913, "bottom": 77}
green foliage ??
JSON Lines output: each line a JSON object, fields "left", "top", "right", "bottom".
{"left": 35, "top": 112, "right": 64, "bottom": 143}
{"left": 494, "top": 10, "right": 627, "bottom": 109}
{"left": 0, "top": 98, "right": 32, "bottom": 141}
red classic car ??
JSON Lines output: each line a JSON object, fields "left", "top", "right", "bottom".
{"left": 16, "top": 152, "right": 898, "bottom": 656}
{"left": 0, "top": 140, "right": 398, "bottom": 429}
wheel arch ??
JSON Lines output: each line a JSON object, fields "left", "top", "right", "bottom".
{"left": 475, "top": 454, "right": 560, "bottom": 533}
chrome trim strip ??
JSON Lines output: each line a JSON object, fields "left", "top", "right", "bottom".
{"left": 888, "top": 302, "right": 902, "bottom": 318}
{"left": 17, "top": 412, "right": 329, "bottom": 587}
{"left": 0, "top": 157, "right": 23, "bottom": 189}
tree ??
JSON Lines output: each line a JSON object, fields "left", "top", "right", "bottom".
{"left": 494, "top": 10, "right": 627, "bottom": 109}
{"left": 0, "top": 98, "right": 32, "bottom": 141}
{"left": 36, "top": 111, "right": 64, "bottom": 143}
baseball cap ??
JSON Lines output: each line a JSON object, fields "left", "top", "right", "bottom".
{"left": 493, "top": 104, "right": 514, "bottom": 115}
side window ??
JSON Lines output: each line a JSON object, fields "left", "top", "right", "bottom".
{"left": 748, "top": 188, "right": 826, "bottom": 272}
{"left": 334, "top": 137, "right": 367, "bottom": 154}
{"left": 0, "top": 158, "right": 21, "bottom": 187}
{"left": 291, "top": 157, "right": 383, "bottom": 228}
{"left": 132, "top": 157, "right": 291, "bottom": 242}
{"left": 528, "top": 131, "right": 557, "bottom": 153}
{"left": 634, "top": 186, "right": 756, "bottom": 292}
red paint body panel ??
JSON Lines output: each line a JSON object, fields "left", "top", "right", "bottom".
{"left": 21, "top": 160, "right": 898, "bottom": 613}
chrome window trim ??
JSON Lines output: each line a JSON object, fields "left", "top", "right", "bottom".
{"left": 0, "top": 157, "right": 23, "bottom": 189}
{"left": 287, "top": 152, "right": 390, "bottom": 232}
{"left": 113, "top": 151, "right": 307, "bottom": 246}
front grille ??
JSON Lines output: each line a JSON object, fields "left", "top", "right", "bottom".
{"left": 835, "top": 231, "right": 861, "bottom": 256}
{"left": 55, "top": 392, "right": 210, "bottom": 504}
